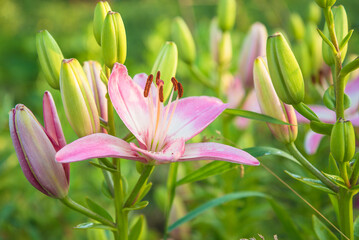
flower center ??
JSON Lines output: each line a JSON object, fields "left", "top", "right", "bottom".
{"left": 143, "top": 71, "right": 183, "bottom": 152}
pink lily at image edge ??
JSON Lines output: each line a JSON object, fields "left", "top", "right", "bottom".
{"left": 56, "top": 63, "right": 259, "bottom": 166}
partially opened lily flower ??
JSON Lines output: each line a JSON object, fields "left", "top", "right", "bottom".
{"left": 56, "top": 63, "right": 259, "bottom": 166}
{"left": 298, "top": 76, "right": 359, "bottom": 154}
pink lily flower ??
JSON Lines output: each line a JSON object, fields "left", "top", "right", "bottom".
{"left": 298, "top": 76, "right": 359, "bottom": 154}
{"left": 56, "top": 64, "right": 259, "bottom": 166}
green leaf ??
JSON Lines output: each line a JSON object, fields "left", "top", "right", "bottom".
{"left": 285, "top": 171, "right": 336, "bottom": 194}
{"left": 177, "top": 161, "right": 238, "bottom": 186}
{"left": 244, "top": 146, "right": 300, "bottom": 165}
{"left": 129, "top": 215, "right": 146, "bottom": 240}
{"left": 101, "top": 181, "right": 113, "bottom": 199}
{"left": 137, "top": 182, "right": 153, "bottom": 203}
{"left": 317, "top": 28, "right": 337, "bottom": 54}
{"left": 322, "top": 172, "right": 348, "bottom": 189}
{"left": 224, "top": 108, "right": 292, "bottom": 125}
{"left": 354, "top": 215, "right": 359, "bottom": 239}
{"left": 123, "top": 201, "right": 149, "bottom": 212}
{"left": 74, "top": 222, "right": 117, "bottom": 231}
{"left": 85, "top": 198, "right": 113, "bottom": 222}
{"left": 89, "top": 161, "right": 117, "bottom": 173}
{"left": 339, "top": 29, "right": 354, "bottom": 52}
{"left": 312, "top": 215, "right": 338, "bottom": 240}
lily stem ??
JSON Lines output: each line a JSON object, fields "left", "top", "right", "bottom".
{"left": 60, "top": 196, "right": 115, "bottom": 227}
{"left": 286, "top": 142, "right": 339, "bottom": 193}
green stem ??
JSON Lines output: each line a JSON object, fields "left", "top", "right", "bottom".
{"left": 60, "top": 196, "right": 115, "bottom": 227}
{"left": 337, "top": 189, "right": 354, "bottom": 240}
{"left": 187, "top": 64, "right": 216, "bottom": 90}
{"left": 124, "top": 165, "right": 154, "bottom": 207}
{"left": 286, "top": 142, "right": 339, "bottom": 193}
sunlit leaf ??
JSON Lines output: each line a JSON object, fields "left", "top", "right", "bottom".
{"left": 285, "top": 171, "right": 336, "bottom": 194}
{"left": 74, "top": 222, "right": 117, "bottom": 231}
{"left": 86, "top": 197, "right": 113, "bottom": 222}
{"left": 312, "top": 215, "right": 338, "bottom": 240}
{"left": 224, "top": 108, "right": 292, "bottom": 125}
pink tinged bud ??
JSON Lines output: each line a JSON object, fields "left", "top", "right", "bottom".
{"left": 9, "top": 104, "right": 69, "bottom": 199}
{"left": 238, "top": 22, "right": 267, "bottom": 88}
{"left": 83, "top": 61, "right": 108, "bottom": 133}
{"left": 209, "top": 18, "right": 222, "bottom": 63}
{"left": 253, "top": 57, "right": 298, "bottom": 144}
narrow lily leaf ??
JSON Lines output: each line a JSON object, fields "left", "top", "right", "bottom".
{"left": 354, "top": 215, "right": 359, "bottom": 239}
{"left": 312, "top": 215, "right": 339, "bottom": 240}
{"left": 317, "top": 28, "right": 337, "bottom": 54}
{"left": 224, "top": 108, "right": 292, "bottom": 125}
{"left": 101, "top": 181, "right": 113, "bottom": 199}
{"left": 322, "top": 172, "right": 348, "bottom": 189}
{"left": 129, "top": 215, "right": 146, "bottom": 240}
{"left": 339, "top": 29, "right": 354, "bottom": 52}
{"left": 168, "top": 191, "right": 302, "bottom": 238}
{"left": 137, "top": 182, "right": 152, "bottom": 203}
{"left": 89, "top": 161, "right": 117, "bottom": 173}
{"left": 123, "top": 201, "right": 149, "bottom": 212}
{"left": 85, "top": 198, "right": 113, "bottom": 222}
{"left": 177, "top": 146, "right": 300, "bottom": 186}
{"left": 166, "top": 163, "right": 178, "bottom": 212}
{"left": 285, "top": 171, "right": 336, "bottom": 194}
{"left": 74, "top": 222, "right": 117, "bottom": 231}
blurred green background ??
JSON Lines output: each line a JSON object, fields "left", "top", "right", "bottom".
{"left": 1, "top": 0, "right": 359, "bottom": 239}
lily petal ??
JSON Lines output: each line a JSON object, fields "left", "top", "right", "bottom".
{"left": 165, "top": 96, "right": 227, "bottom": 141}
{"left": 304, "top": 131, "right": 325, "bottom": 155}
{"left": 349, "top": 112, "right": 359, "bottom": 126}
{"left": 345, "top": 76, "right": 359, "bottom": 112}
{"left": 178, "top": 142, "right": 259, "bottom": 165}
{"left": 56, "top": 133, "right": 142, "bottom": 163}
{"left": 130, "top": 139, "right": 185, "bottom": 164}
{"left": 108, "top": 63, "right": 149, "bottom": 144}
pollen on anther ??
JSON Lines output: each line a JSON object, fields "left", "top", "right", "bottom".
{"left": 156, "top": 71, "right": 161, "bottom": 85}
{"left": 177, "top": 82, "right": 184, "bottom": 98}
{"left": 159, "top": 85, "right": 164, "bottom": 102}
{"left": 144, "top": 74, "right": 153, "bottom": 97}
{"left": 171, "top": 77, "right": 178, "bottom": 91}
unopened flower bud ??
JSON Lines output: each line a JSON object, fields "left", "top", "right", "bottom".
{"left": 322, "top": 5, "right": 348, "bottom": 66}
{"left": 266, "top": 32, "right": 305, "bottom": 104}
{"left": 293, "top": 41, "right": 311, "bottom": 79}
{"left": 330, "top": 119, "right": 355, "bottom": 162}
{"left": 93, "top": 0, "right": 111, "bottom": 46}
{"left": 172, "top": 17, "right": 196, "bottom": 64}
{"left": 83, "top": 61, "right": 108, "bottom": 133}
{"left": 151, "top": 42, "right": 178, "bottom": 101}
{"left": 36, "top": 30, "right": 64, "bottom": 89}
{"left": 217, "top": 0, "right": 236, "bottom": 31}
{"left": 9, "top": 93, "right": 69, "bottom": 198}
{"left": 305, "top": 23, "right": 323, "bottom": 75}
{"left": 209, "top": 18, "right": 222, "bottom": 63}
{"left": 315, "top": 0, "right": 336, "bottom": 8}
{"left": 218, "top": 32, "right": 232, "bottom": 67}
{"left": 102, "top": 11, "right": 127, "bottom": 68}
{"left": 253, "top": 57, "right": 297, "bottom": 144}
{"left": 308, "top": 2, "right": 321, "bottom": 24}
{"left": 238, "top": 22, "right": 267, "bottom": 88}
{"left": 60, "top": 58, "right": 100, "bottom": 137}
{"left": 289, "top": 13, "right": 305, "bottom": 41}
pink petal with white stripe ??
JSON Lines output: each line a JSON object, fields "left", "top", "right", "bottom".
{"left": 108, "top": 64, "right": 149, "bottom": 144}
{"left": 178, "top": 142, "right": 259, "bottom": 165}
{"left": 304, "top": 131, "right": 324, "bottom": 155}
{"left": 56, "top": 133, "right": 143, "bottom": 163}
{"left": 165, "top": 96, "right": 227, "bottom": 142}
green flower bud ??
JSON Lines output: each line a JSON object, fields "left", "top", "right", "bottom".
{"left": 308, "top": 2, "right": 321, "bottom": 24}
{"left": 172, "top": 17, "right": 196, "bottom": 64}
{"left": 217, "top": 0, "right": 236, "bottom": 31}
{"left": 323, "top": 85, "right": 351, "bottom": 110}
{"left": 36, "top": 30, "right": 64, "bottom": 89}
{"left": 289, "top": 13, "right": 305, "bottom": 41}
{"left": 322, "top": 5, "right": 348, "bottom": 66}
{"left": 101, "top": 11, "right": 127, "bottom": 68}
{"left": 93, "top": 0, "right": 111, "bottom": 46}
{"left": 330, "top": 119, "right": 355, "bottom": 162}
{"left": 151, "top": 42, "right": 178, "bottom": 102}
{"left": 305, "top": 23, "right": 323, "bottom": 75}
{"left": 60, "top": 58, "right": 100, "bottom": 137}
{"left": 253, "top": 57, "right": 298, "bottom": 144}
{"left": 266, "top": 32, "right": 305, "bottom": 104}
{"left": 315, "top": 0, "right": 336, "bottom": 8}
{"left": 293, "top": 41, "right": 311, "bottom": 79}
{"left": 218, "top": 31, "right": 232, "bottom": 67}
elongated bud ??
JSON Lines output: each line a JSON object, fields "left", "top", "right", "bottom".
{"left": 151, "top": 42, "right": 178, "bottom": 101}
{"left": 102, "top": 11, "right": 127, "bottom": 68}
{"left": 322, "top": 5, "right": 348, "bottom": 66}
{"left": 330, "top": 119, "right": 355, "bottom": 162}
{"left": 305, "top": 23, "right": 323, "bottom": 75}
{"left": 172, "top": 17, "right": 196, "bottom": 64}
{"left": 9, "top": 102, "right": 69, "bottom": 198}
{"left": 254, "top": 57, "right": 297, "bottom": 144}
{"left": 60, "top": 58, "right": 100, "bottom": 137}
{"left": 210, "top": 18, "right": 222, "bottom": 63}
{"left": 93, "top": 0, "right": 111, "bottom": 46}
{"left": 217, "top": 0, "right": 236, "bottom": 31}
{"left": 238, "top": 22, "right": 267, "bottom": 88}
{"left": 308, "top": 2, "right": 321, "bottom": 24}
{"left": 266, "top": 32, "right": 305, "bottom": 104}
{"left": 289, "top": 13, "right": 305, "bottom": 41}
{"left": 218, "top": 32, "right": 232, "bottom": 67}
{"left": 315, "top": 0, "right": 336, "bottom": 8}
{"left": 293, "top": 41, "right": 311, "bottom": 79}
{"left": 83, "top": 61, "right": 108, "bottom": 133}
{"left": 36, "top": 30, "right": 64, "bottom": 89}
